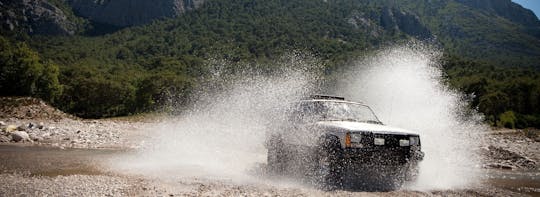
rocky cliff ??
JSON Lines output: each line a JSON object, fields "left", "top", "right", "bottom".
{"left": 0, "top": 0, "right": 77, "bottom": 35}
{"left": 455, "top": 0, "right": 540, "bottom": 27}
{"left": 347, "top": 7, "right": 431, "bottom": 39}
{"left": 67, "top": 0, "right": 204, "bottom": 27}
{"left": 380, "top": 7, "right": 431, "bottom": 39}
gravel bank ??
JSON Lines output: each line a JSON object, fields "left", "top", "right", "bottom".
{"left": 0, "top": 173, "right": 143, "bottom": 196}
{"left": 482, "top": 129, "right": 539, "bottom": 170}
{"left": 0, "top": 173, "right": 525, "bottom": 197}
{"left": 1, "top": 118, "right": 152, "bottom": 149}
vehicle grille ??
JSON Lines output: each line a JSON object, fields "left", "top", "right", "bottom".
{"left": 348, "top": 133, "right": 413, "bottom": 164}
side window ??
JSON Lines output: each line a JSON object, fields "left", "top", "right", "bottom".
{"left": 288, "top": 101, "right": 327, "bottom": 123}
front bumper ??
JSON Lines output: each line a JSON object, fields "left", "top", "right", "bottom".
{"left": 343, "top": 146, "right": 424, "bottom": 166}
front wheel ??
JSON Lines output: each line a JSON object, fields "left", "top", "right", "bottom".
{"left": 267, "top": 134, "right": 286, "bottom": 175}
{"left": 315, "top": 136, "right": 344, "bottom": 190}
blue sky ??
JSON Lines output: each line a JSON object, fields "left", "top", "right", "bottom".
{"left": 512, "top": 0, "right": 540, "bottom": 19}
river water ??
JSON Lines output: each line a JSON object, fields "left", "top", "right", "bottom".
{"left": 0, "top": 144, "right": 538, "bottom": 196}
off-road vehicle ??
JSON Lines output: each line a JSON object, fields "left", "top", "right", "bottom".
{"left": 266, "top": 95, "right": 424, "bottom": 191}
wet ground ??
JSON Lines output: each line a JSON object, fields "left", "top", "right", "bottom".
{"left": 485, "top": 169, "right": 540, "bottom": 196}
{"left": 0, "top": 144, "right": 538, "bottom": 196}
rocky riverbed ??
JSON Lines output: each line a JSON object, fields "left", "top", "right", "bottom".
{"left": 482, "top": 129, "right": 539, "bottom": 171}
{"left": 0, "top": 118, "right": 150, "bottom": 149}
{"left": 0, "top": 97, "right": 155, "bottom": 149}
{"left": 0, "top": 144, "right": 531, "bottom": 196}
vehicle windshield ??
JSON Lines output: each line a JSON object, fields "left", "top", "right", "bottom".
{"left": 290, "top": 101, "right": 382, "bottom": 124}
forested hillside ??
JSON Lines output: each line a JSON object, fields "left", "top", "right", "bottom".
{"left": 1, "top": 0, "right": 539, "bottom": 128}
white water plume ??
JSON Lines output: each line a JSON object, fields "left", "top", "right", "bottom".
{"left": 336, "top": 43, "right": 487, "bottom": 190}
{"left": 111, "top": 54, "right": 322, "bottom": 181}
{"left": 111, "top": 44, "right": 487, "bottom": 191}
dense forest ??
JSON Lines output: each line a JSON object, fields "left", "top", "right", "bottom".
{"left": 1, "top": 0, "right": 539, "bottom": 129}
{"left": 444, "top": 56, "right": 540, "bottom": 128}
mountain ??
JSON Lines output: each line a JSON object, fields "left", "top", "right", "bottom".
{"left": 67, "top": 0, "right": 204, "bottom": 27}
{"left": 3, "top": 0, "right": 538, "bottom": 65}
{"left": 455, "top": 0, "right": 540, "bottom": 27}
{"left": 1, "top": 0, "right": 540, "bottom": 127}
{"left": 0, "top": 0, "right": 81, "bottom": 35}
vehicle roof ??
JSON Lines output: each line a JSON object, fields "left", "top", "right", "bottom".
{"left": 297, "top": 99, "right": 366, "bottom": 105}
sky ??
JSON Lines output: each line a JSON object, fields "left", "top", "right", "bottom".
{"left": 512, "top": 0, "right": 540, "bottom": 19}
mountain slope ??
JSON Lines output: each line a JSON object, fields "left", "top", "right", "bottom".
{"left": 364, "top": 0, "right": 540, "bottom": 66}
{"left": 1, "top": 0, "right": 539, "bottom": 125}
{"left": 19, "top": 0, "right": 539, "bottom": 67}
{"left": 67, "top": 0, "right": 205, "bottom": 27}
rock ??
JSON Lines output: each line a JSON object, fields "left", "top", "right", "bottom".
{"left": 0, "top": 0, "right": 77, "bottom": 35}
{"left": 485, "top": 145, "right": 537, "bottom": 170}
{"left": 27, "top": 122, "right": 35, "bottom": 129}
{"left": 0, "top": 121, "right": 6, "bottom": 126}
{"left": 5, "top": 125, "right": 17, "bottom": 132}
{"left": 11, "top": 131, "right": 30, "bottom": 142}
{"left": 0, "top": 135, "right": 11, "bottom": 142}
{"left": 37, "top": 122, "right": 44, "bottom": 129}
{"left": 29, "top": 134, "right": 43, "bottom": 142}
{"left": 16, "top": 125, "right": 26, "bottom": 131}
{"left": 484, "top": 163, "right": 514, "bottom": 170}
{"left": 33, "top": 136, "right": 43, "bottom": 142}
{"left": 380, "top": 7, "right": 431, "bottom": 39}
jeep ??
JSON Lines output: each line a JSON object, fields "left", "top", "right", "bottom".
{"left": 266, "top": 95, "right": 424, "bottom": 191}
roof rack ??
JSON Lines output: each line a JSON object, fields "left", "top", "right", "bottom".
{"left": 309, "top": 94, "right": 345, "bottom": 100}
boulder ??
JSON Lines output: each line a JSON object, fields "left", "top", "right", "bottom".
{"left": 5, "top": 125, "right": 17, "bottom": 132}
{"left": 27, "top": 122, "right": 35, "bottom": 129}
{"left": 29, "top": 133, "right": 43, "bottom": 142}
{"left": 16, "top": 124, "right": 26, "bottom": 131}
{"left": 37, "top": 122, "right": 44, "bottom": 129}
{"left": 0, "top": 135, "right": 11, "bottom": 142}
{"left": 11, "top": 131, "right": 30, "bottom": 142}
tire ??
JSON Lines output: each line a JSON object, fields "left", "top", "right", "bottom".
{"left": 267, "top": 134, "right": 286, "bottom": 175}
{"left": 315, "top": 136, "right": 344, "bottom": 190}
{"left": 378, "top": 163, "right": 418, "bottom": 191}
{"left": 404, "top": 161, "right": 420, "bottom": 182}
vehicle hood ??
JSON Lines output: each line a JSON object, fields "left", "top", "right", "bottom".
{"left": 316, "top": 120, "right": 419, "bottom": 135}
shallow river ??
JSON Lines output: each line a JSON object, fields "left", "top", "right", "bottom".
{"left": 0, "top": 144, "right": 538, "bottom": 196}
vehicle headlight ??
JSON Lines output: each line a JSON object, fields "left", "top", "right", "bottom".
{"left": 399, "top": 139, "right": 410, "bottom": 146}
{"left": 346, "top": 132, "right": 363, "bottom": 148}
{"left": 409, "top": 136, "right": 420, "bottom": 146}
{"left": 350, "top": 133, "right": 362, "bottom": 143}
{"left": 374, "top": 138, "right": 385, "bottom": 145}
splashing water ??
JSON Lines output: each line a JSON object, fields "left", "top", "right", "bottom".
{"left": 111, "top": 54, "right": 322, "bottom": 181}
{"left": 111, "top": 44, "right": 487, "bottom": 190}
{"left": 335, "top": 43, "right": 487, "bottom": 190}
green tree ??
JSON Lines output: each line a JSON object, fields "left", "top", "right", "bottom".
{"left": 498, "top": 111, "right": 517, "bottom": 129}
{"left": 0, "top": 36, "right": 62, "bottom": 102}
{"left": 136, "top": 71, "right": 194, "bottom": 112}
